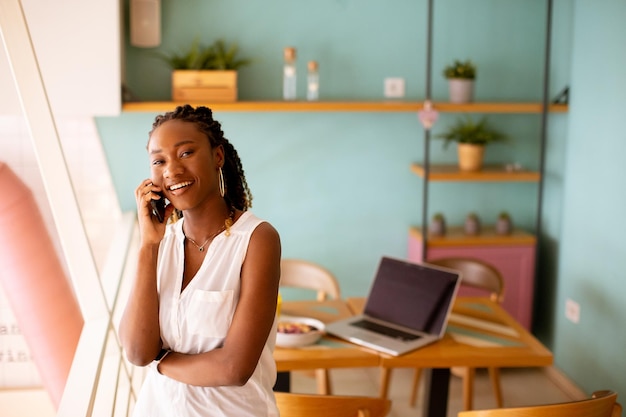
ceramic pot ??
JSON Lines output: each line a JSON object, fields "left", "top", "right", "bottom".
{"left": 457, "top": 143, "right": 485, "bottom": 171}
{"left": 448, "top": 79, "right": 474, "bottom": 103}
{"left": 496, "top": 215, "right": 513, "bottom": 235}
{"left": 429, "top": 215, "right": 447, "bottom": 236}
{"left": 464, "top": 214, "right": 481, "bottom": 235}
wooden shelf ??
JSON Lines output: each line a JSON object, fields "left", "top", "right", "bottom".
{"left": 122, "top": 101, "right": 569, "bottom": 113}
{"left": 409, "top": 226, "right": 536, "bottom": 247}
{"left": 431, "top": 102, "right": 568, "bottom": 113}
{"left": 410, "top": 163, "right": 541, "bottom": 182}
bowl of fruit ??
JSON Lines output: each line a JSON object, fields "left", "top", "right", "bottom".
{"left": 276, "top": 316, "right": 325, "bottom": 348}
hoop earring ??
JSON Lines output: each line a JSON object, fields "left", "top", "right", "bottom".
{"left": 218, "top": 167, "right": 225, "bottom": 197}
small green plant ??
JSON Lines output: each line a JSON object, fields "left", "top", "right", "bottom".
{"left": 496, "top": 211, "right": 513, "bottom": 235}
{"left": 443, "top": 59, "right": 476, "bottom": 79}
{"left": 432, "top": 212, "right": 445, "bottom": 221}
{"left": 159, "top": 38, "right": 252, "bottom": 70}
{"left": 436, "top": 117, "right": 507, "bottom": 148}
{"left": 429, "top": 212, "right": 447, "bottom": 236}
{"left": 464, "top": 212, "right": 481, "bottom": 235}
{"left": 498, "top": 211, "right": 511, "bottom": 220}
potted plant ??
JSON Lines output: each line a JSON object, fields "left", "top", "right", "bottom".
{"left": 435, "top": 116, "right": 507, "bottom": 171}
{"left": 496, "top": 211, "right": 513, "bottom": 235}
{"left": 429, "top": 212, "right": 447, "bottom": 236}
{"left": 160, "top": 38, "right": 252, "bottom": 102}
{"left": 443, "top": 59, "right": 476, "bottom": 103}
{"left": 464, "top": 212, "right": 481, "bottom": 235}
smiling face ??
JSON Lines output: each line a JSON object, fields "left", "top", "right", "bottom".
{"left": 148, "top": 119, "right": 224, "bottom": 212}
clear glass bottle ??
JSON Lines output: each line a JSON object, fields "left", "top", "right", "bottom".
{"left": 307, "top": 60, "right": 319, "bottom": 101}
{"left": 283, "top": 47, "right": 297, "bottom": 100}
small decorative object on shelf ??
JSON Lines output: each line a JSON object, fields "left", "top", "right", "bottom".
{"left": 496, "top": 211, "right": 513, "bottom": 235}
{"left": 435, "top": 116, "right": 507, "bottom": 172}
{"left": 418, "top": 100, "right": 439, "bottom": 130}
{"left": 307, "top": 60, "right": 319, "bottom": 101}
{"left": 283, "top": 47, "right": 297, "bottom": 101}
{"left": 429, "top": 212, "right": 447, "bottom": 236}
{"left": 505, "top": 162, "right": 523, "bottom": 172}
{"left": 443, "top": 59, "right": 476, "bottom": 103}
{"left": 160, "top": 38, "right": 251, "bottom": 102}
{"left": 464, "top": 212, "right": 481, "bottom": 235}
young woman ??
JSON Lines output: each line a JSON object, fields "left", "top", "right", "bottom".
{"left": 119, "top": 104, "right": 281, "bottom": 416}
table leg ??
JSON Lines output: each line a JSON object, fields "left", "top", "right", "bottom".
{"left": 273, "top": 371, "right": 291, "bottom": 392}
{"left": 421, "top": 368, "right": 450, "bottom": 417}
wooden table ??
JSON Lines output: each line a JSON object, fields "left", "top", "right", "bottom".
{"left": 274, "top": 297, "right": 553, "bottom": 417}
{"left": 273, "top": 299, "right": 380, "bottom": 392}
{"left": 347, "top": 296, "right": 553, "bottom": 417}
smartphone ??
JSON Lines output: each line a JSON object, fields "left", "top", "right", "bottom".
{"left": 150, "top": 192, "right": 166, "bottom": 223}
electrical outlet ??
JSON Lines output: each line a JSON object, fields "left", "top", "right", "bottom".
{"left": 384, "top": 77, "right": 405, "bottom": 98}
{"left": 565, "top": 298, "right": 580, "bottom": 324}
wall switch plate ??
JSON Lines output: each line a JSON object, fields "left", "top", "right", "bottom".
{"left": 565, "top": 298, "right": 580, "bottom": 324}
{"left": 384, "top": 77, "right": 405, "bottom": 98}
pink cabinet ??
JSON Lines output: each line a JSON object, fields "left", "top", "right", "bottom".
{"left": 408, "top": 227, "right": 536, "bottom": 330}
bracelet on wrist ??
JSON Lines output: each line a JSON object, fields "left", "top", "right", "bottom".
{"left": 154, "top": 348, "right": 171, "bottom": 374}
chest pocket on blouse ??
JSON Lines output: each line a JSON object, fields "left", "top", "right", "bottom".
{"left": 186, "top": 289, "right": 234, "bottom": 338}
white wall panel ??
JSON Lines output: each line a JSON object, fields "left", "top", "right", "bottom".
{"left": 0, "top": 0, "right": 120, "bottom": 116}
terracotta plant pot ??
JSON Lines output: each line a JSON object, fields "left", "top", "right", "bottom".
{"left": 457, "top": 143, "right": 485, "bottom": 171}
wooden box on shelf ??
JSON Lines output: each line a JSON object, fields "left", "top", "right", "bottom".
{"left": 172, "top": 70, "right": 237, "bottom": 102}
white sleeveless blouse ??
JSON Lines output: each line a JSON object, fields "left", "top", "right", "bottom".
{"left": 132, "top": 211, "right": 279, "bottom": 417}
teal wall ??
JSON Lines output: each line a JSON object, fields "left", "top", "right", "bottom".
{"left": 547, "top": 0, "right": 626, "bottom": 397}
{"left": 95, "top": 0, "right": 626, "bottom": 396}
{"left": 100, "top": 0, "right": 571, "bottom": 294}
{"left": 124, "top": 0, "right": 555, "bottom": 102}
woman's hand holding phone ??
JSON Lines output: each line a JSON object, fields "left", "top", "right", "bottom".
{"left": 135, "top": 179, "right": 171, "bottom": 245}
{"left": 150, "top": 192, "right": 167, "bottom": 223}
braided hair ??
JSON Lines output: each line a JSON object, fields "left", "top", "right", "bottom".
{"left": 149, "top": 104, "right": 253, "bottom": 211}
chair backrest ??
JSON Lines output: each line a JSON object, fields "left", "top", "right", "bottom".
{"left": 280, "top": 258, "right": 341, "bottom": 301}
{"left": 428, "top": 257, "right": 504, "bottom": 303}
{"left": 275, "top": 392, "right": 391, "bottom": 417}
{"left": 458, "top": 390, "right": 621, "bottom": 417}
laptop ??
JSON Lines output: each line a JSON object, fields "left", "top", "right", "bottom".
{"left": 326, "top": 256, "right": 461, "bottom": 356}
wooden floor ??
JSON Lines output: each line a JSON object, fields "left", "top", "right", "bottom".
{"left": 0, "top": 366, "right": 584, "bottom": 417}
{"left": 291, "top": 366, "right": 585, "bottom": 417}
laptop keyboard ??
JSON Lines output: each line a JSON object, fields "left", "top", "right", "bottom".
{"left": 351, "top": 319, "right": 422, "bottom": 341}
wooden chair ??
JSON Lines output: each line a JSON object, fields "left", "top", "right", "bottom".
{"left": 279, "top": 258, "right": 341, "bottom": 395}
{"left": 457, "top": 390, "right": 621, "bottom": 417}
{"left": 280, "top": 258, "right": 341, "bottom": 301}
{"left": 275, "top": 392, "right": 391, "bottom": 417}
{"left": 379, "top": 257, "right": 505, "bottom": 410}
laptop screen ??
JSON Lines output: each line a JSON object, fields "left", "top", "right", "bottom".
{"left": 363, "top": 257, "right": 459, "bottom": 333}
